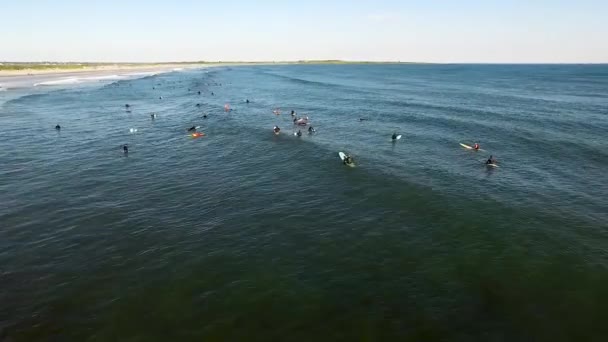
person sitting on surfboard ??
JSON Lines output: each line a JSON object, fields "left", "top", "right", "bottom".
{"left": 474, "top": 143, "right": 480, "bottom": 150}
{"left": 485, "top": 155, "right": 495, "bottom": 165}
{"left": 392, "top": 132, "right": 398, "bottom": 140}
{"left": 344, "top": 155, "right": 354, "bottom": 165}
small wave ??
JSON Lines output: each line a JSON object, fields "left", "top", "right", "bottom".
{"left": 34, "top": 78, "right": 80, "bottom": 86}
{"left": 80, "top": 74, "right": 126, "bottom": 81}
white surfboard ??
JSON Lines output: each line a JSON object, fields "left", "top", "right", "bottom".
{"left": 460, "top": 143, "right": 472, "bottom": 149}
{"left": 486, "top": 163, "right": 499, "bottom": 168}
{"left": 392, "top": 135, "right": 402, "bottom": 141}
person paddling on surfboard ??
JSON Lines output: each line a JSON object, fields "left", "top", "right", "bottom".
{"left": 485, "top": 155, "right": 496, "bottom": 165}
{"left": 474, "top": 143, "right": 480, "bottom": 150}
{"left": 187, "top": 126, "right": 197, "bottom": 132}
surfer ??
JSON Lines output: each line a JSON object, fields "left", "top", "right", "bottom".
{"left": 211, "top": 92, "right": 214, "bottom": 96}
{"left": 159, "top": 96, "right": 163, "bottom": 100}
{"left": 55, "top": 124, "right": 61, "bottom": 130}
{"left": 359, "top": 118, "right": 367, "bottom": 122}
{"left": 392, "top": 132, "right": 398, "bottom": 140}
{"left": 474, "top": 143, "right": 480, "bottom": 150}
{"left": 344, "top": 155, "right": 354, "bottom": 165}
{"left": 308, "top": 126, "right": 315, "bottom": 133}
{"left": 123, "top": 145, "right": 128, "bottom": 153}
{"left": 203, "top": 114, "right": 208, "bottom": 119}
{"left": 196, "top": 103, "right": 201, "bottom": 107}
{"left": 198, "top": 91, "right": 201, "bottom": 95}
{"left": 187, "top": 126, "right": 197, "bottom": 132}
{"left": 273, "top": 126, "right": 281, "bottom": 134}
{"left": 291, "top": 110, "right": 296, "bottom": 117}
{"left": 246, "top": 99, "right": 250, "bottom": 103}
{"left": 150, "top": 113, "right": 156, "bottom": 119}
{"left": 296, "top": 130, "right": 302, "bottom": 137}
{"left": 485, "top": 155, "right": 496, "bottom": 165}
{"left": 125, "top": 104, "right": 130, "bottom": 108}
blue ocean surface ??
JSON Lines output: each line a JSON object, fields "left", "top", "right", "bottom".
{"left": 0, "top": 64, "right": 607, "bottom": 341}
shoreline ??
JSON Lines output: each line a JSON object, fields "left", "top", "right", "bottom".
{"left": 0, "top": 63, "right": 209, "bottom": 77}
{"left": 0, "top": 64, "right": 212, "bottom": 90}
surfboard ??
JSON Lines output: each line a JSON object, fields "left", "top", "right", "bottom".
{"left": 486, "top": 163, "right": 499, "bottom": 168}
{"left": 392, "top": 135, "right": 402, "bottom": 141}
{"left": 460, "top": 143, "right": 473, "bottom": 149}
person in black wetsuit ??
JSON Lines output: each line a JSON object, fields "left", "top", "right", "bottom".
{"left": 344, "top": 155, "right": 354, "bottom": 165}
{"left": 55, "top": 124, "right": 61, "bottom": 130}
{"left": 123, "top": 145, "right": 128, "bottom": 153}
{"left": 188, "top": 126, "right": 197, "bottom": 132}
{"left": 246, "top": 99, "right": 250, "bottom": 103}
{"left": 296, "top": 130, "right": 302, "bottom": 137}
{"left": 198, "top": 91, "right": 201, "bottom": 95}
{"left": 308, "top": 126, "right": 315, "bottom": 133}
{"left": 392, "top": 132, "right": 398, "bottom": 140}
{"left": 486, "top": 155, "right": 495, "bottom": 165}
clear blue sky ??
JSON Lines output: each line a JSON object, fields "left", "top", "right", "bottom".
{"left": 1, "top": 0, "right": 606, "bottom": 63}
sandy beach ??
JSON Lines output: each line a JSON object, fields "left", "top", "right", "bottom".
{"left": 0, "top": 64, "right": 208, "bottom": 90}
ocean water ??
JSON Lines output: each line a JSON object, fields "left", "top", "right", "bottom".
{"left": 0, "top": 64, "right": 607, "bottom": 341}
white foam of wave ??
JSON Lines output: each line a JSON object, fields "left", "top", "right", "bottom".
{"left": 34, "top": 78, "right": 81, "bottom": 86}
{"left": 80, "top": 74, "right": 126, "bottom": 81}
{"left": 124, "top": 71, "right": 159, "bottom": 77}
{"left": 173, "top": 68, "right": 184, "bottom": 71}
